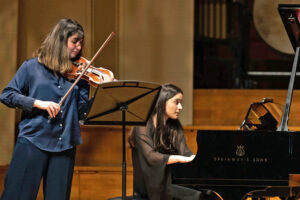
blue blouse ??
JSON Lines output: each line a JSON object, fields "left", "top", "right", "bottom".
{"left": 0, "top": 58, "right": 90, "bottom": 152}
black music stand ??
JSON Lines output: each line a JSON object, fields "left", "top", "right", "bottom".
{"left": 82, "top": 80, "right": 161, "bottom": 200}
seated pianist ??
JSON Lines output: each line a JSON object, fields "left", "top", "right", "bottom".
{"left": 128, "top": 84, "right": 220, "bottom": 200}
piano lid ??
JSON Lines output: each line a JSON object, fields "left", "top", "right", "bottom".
{"left": 278, "top": 4, "right": 300, "bottom": 52}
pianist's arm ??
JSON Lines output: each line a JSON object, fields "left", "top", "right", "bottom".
{"left": 134, "top": 126, "right": 195, "bottom": 166}
{"left": 168, "top": 129, "right": 195, "bottom": 164}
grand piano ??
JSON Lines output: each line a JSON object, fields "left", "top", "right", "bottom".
{"left": 172, "top": 4, "right": 300, "bottom": 200}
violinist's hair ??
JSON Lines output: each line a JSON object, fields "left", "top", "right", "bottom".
{"left": 129, "top": 84, "right": 183, "bottom": 154}
{"left": 34, "top": 19, "right": 84, "bottom": 74}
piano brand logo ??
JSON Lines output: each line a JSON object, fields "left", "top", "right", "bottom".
{"left": 236, "top": 145, "right": 245, "bottom": 157}
{"left": 212, "top": 145, "right": 268, "bottom": 163}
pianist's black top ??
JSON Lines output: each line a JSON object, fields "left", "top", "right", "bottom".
{"left": 131, "top": 119, "right": 193, "bottom": 200}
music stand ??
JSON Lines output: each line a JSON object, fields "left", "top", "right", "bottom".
{"left": 82, "top": 80, "right": 161, "bottom": 200}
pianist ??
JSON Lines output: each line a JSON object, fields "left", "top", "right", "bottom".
{"left": 128, "top": 84, "right": 202, "bottom": 200}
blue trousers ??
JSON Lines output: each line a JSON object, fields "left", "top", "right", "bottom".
{"left": 0, "top": 137, "right": 76, "bottom": 200}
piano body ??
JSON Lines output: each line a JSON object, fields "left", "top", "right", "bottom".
{"left": 172, "top": 130, "right": 300, "bottom": 199}
{"left": 172, "top": 4, "right": 300, "bottom": 200}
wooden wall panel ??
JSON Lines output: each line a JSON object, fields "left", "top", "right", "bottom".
{"left": 119, "top": 0, "right": 194, "bottom": 125}
{"left": 72, "top": 166, "right": 133, "bottom": 199}
{"left": 92, "top": 0, "right": 118, "bottom": 76}
{"left": 36, "top": 166, "right": 133, "bottom": 200}
{"left": 0, "top": 0, "right": 18, "bottom": 165}
{"left": 76, "top": 125, "right": 199, "bottom": 167}
{"left": 193, "top": 89, "right": 300, "bottom": 129}
{"left": 76, "top": 126, "right": 133, "bottom": 166}
{"left": 0, "top": 165, "right": 134, "bottom": 200}
{"left": 18, "top": 0, "right": 93, "bottom": 64}
{"left": 0, "top": 166, "right": 7, "bottom": 196}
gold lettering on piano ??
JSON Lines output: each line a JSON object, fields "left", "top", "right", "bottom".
{"left": 212, "top": 145, "right": 268, "bottom": 163}
{"left": 213, "top": 157, "right": 268, "bottom": 163}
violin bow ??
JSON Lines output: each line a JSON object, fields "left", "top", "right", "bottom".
{"left": 59, "top": 32, "right": 115, "bottom": 107}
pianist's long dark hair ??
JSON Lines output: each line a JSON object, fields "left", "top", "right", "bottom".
{"left": 129, "top": 84, "right": 183, "bottom": 154}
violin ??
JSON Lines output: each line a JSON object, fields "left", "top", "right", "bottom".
{"left": 58, "top": 32, "right": 114, "bottom": 107}
{"left": 66, "top": 57, "right": 115, "bottom": 87}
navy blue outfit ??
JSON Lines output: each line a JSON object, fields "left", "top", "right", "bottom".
{"left": 0, "top": 58, "right": 90, "bottom": 200}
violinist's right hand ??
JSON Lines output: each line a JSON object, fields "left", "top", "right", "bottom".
{"left": 33, "top": 100, "right": 60, "bottom": 118}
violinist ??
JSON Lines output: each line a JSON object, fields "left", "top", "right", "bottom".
{"left": 0, "top": 18, "right": 90, "bottom": 200}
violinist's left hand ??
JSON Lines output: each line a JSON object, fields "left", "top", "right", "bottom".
{"left": 102, "top": 76, "right": 115, "bottom": 83}
{"left": 101, "top": 73, "right": 115, "bottom": 83}
{"left": 77, "top": 65, "right": 84, "bottom": 71}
